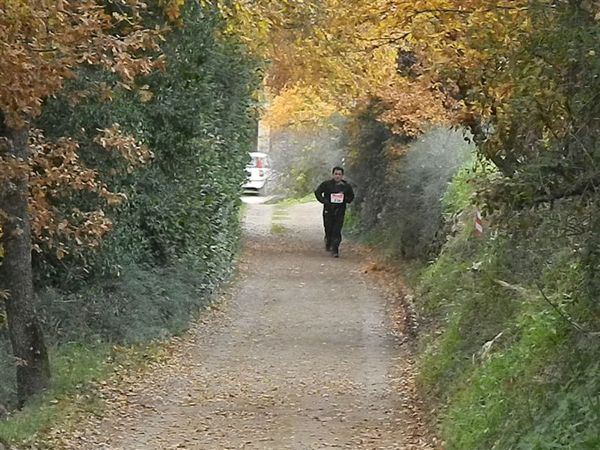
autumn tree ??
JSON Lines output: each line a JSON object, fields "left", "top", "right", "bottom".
{"left": 331, "top": 0, "right": 600, "bottom": 210}
{"left": 0, "top": 0, "right": 160, "bottom": 404}
{"left": 209, "top": 0, "right": 454, "bottom": 132}
{"left": 219, "top": 0, "right": 600, "bottom": 204}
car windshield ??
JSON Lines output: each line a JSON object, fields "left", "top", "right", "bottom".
{"left": 247, "top": 156, "right": 264, "bottom": 168}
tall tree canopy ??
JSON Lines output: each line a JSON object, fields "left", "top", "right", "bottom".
{"left": 215, "top": 0, "right": 600, "bottom": 202}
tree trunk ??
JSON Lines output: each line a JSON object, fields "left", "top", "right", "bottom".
{"left": 0, "top": 123, "right": 50, "bottom": 406}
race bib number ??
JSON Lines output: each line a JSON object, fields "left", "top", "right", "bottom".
{"left": 330, "top": 192, "right": 344, "bottom": 204}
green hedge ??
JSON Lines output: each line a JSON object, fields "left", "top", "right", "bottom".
{"left": 0, "top": 2, "right": 261, "bottom": 408}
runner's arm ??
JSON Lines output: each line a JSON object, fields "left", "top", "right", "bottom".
{"left": 314, "top": 182, "right": 328, "bottom": 204}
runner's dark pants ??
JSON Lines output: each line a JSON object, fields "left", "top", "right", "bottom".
{"left": 323, "top": 206, "right": 345, "bottom": 251}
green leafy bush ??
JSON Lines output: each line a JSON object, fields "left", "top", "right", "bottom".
{"left": 0, "top": 2, "right": 261, "bottom": 407}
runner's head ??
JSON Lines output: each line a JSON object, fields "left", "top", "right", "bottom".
{"left": 332, "top": 166, "right": 344, "bottom": 183}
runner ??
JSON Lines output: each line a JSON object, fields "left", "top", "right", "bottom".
{"left": 314, "top": 166, "right": 355, "bottom": 257}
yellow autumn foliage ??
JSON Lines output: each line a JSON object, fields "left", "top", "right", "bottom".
{"left": 207, "top": 1, "right": 561, "bottom": 139}
{"left": 264, "top": 86, "right": 339, "bottom": 129}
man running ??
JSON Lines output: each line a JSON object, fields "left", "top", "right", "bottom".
{"left": 314, "top": 166, "right": 355, "bottom": 257}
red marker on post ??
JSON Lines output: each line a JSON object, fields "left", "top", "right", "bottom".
{"left": 475, "top": 209, "right": 484, "bottom": 235}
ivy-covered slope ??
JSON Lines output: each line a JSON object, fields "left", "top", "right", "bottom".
{"left": 416, "top": 167, "right": 600, "bottom": 449}
{"left": 347, "top": 113, "right": 600, "bottom": 448}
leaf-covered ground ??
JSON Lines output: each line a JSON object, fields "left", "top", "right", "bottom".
{"left": 43, "top": 199, "right": 434, "bottom": 449}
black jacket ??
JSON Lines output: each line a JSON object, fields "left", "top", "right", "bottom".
{"left": 314, "top": 179, "right": 355, "bottom": 211}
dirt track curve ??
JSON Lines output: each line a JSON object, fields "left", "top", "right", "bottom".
{"left": 47, "top": 198, "right": 434, "bottom": 450}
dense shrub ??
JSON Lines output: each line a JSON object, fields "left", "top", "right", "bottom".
{"left": 346, "top": 94, "right": 600, "bottom": 446}
{"left": 0, "top": 2, "right": 261, "bottom": 406}
{"left": 415, "top": 166, "right": 600, "bottom": 449}
{"left": 34, "top": 2, "right": 259, "bottom": 283}
{"left": 346, "top": 102, "right": 473, "bottom": 260}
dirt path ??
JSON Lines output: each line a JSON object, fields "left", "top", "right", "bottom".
{"left": 49, "top": 199, "right": 434, "bottom": 450}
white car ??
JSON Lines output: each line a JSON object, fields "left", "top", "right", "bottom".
{"left": 242, "top": 152, "right": 272, "bottom": 194}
